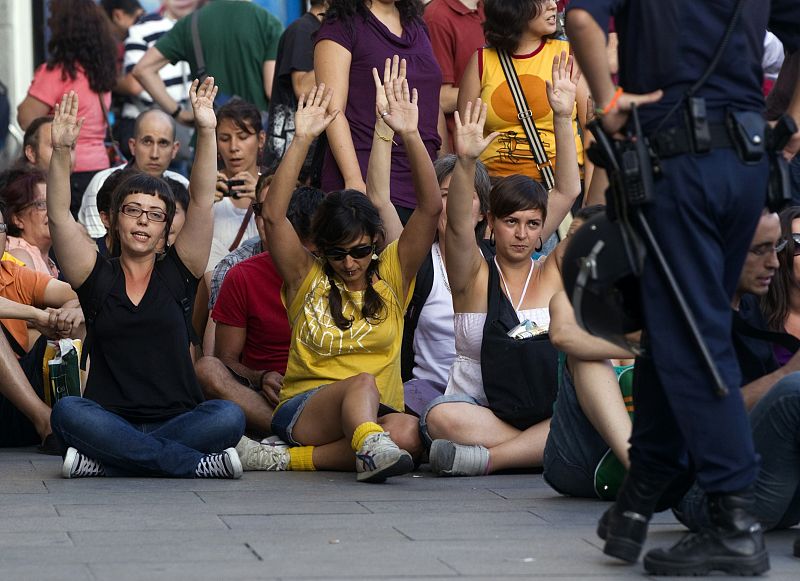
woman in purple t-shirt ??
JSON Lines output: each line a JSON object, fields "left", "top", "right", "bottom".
{"left": 314, "top": 0, "right": 442, "bottom": 220}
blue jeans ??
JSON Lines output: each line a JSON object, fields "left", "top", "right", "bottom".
{"left": 676, "top": 374, "right": 800, "bottom": 531}
{"left": 51, "top": 397, "right": 245, "bottom": 478}
{"left": 270, "top": 388, "right": 320, "bottom": 446}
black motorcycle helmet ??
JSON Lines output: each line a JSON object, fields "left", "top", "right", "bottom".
{"left": 561, "top": 212, "right": 645, "bottom": 353}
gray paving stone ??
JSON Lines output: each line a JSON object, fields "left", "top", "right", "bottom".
{"left": 0, "top": 531, "right": 72, "bottom": 547}
{"left": 0, "top": 563, "right": 93, "bottom": 580}
{"left": 0, "top": 542, "right": 256, "bottom": 565}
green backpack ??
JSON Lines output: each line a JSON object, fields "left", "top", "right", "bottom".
{"left": 593, "top": 364, "right": 634, "bottom": 500}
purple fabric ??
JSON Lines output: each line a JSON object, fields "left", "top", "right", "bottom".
{"left": 316, "top": 13, "right": 442, "bottom": 209}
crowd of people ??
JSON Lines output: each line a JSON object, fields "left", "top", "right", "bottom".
{"left": 1, "top": 0, "right": 800, "bottom": 576}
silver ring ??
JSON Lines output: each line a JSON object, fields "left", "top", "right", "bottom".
{"left": 380, "top": 111, "right": 389, "bottom": 117}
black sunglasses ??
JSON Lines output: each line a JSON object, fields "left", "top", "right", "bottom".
{"left": 792, "top": 233, "right": 800, "bottom": 256}
{"left": 324, "top": 244, "right": 375, "bottom": 261}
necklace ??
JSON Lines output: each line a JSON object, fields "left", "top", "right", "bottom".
{"left": 433, "top": 243, "right": 451, "bottom": 294}
{"left": 495, "top": 256, "right": 534, "bottom": 311}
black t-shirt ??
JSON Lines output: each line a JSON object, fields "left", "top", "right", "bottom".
{"left": 732, "top": 294, "right": 780, "bottom": 386}
{"left": 77, "top": 248, "right": 203, "bottom": 422}
{"left": 265, "top": 12, "right": 320, "bottom": 163}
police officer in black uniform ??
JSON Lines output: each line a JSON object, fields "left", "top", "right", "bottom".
{"left": 565, "top": 0, "right": 800, "bottom": 576}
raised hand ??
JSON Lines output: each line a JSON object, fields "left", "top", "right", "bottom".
{"left": 372, "top": 55, "right": 406, "bottom": 120}
{"left": 190, "top": 77, "right": 218, "bottom": 130}
{"left": 546, "top": 51, "right": 581, "bottom": 119}
{"left": 51, "top": 92, "right": 84, "bottom": 150}
{"left": 294, "top": 84, "right": 339, "bottom": 140}
{"left": 454, "top": 99, "right": 499, "bottom": 160}
{"left": 381, "top": 78, "right": 418, "bottom": 137}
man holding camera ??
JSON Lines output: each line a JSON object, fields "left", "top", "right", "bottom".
{"left": 78, "top": 109, "right": 187, "bottom": 238}
{"left": 566, "top": 1, "right": 800, "bottom": 576}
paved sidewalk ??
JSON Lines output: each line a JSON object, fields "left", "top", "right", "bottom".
{"left": 0, "top": 447, "right": 796, "bottom": 580}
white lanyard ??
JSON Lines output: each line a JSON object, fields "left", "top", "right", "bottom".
{"left": 495, "top": 257, "right": 534, "bottom": 312}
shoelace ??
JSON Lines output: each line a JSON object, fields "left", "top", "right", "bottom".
{"left": 249, "top": 445, "right": 286, "bottom": 470}
{"left": 75, "top": 454, "right": 104, "bottom": 477}
{"left": 196, "top": 454, "right": 229, "bottom": 478}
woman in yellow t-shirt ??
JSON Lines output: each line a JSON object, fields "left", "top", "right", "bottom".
{"left": 457, "top": 0, "right": 586, "bottom": 237}
{"left": 239, "top": 69, "right": 442, "bottom": 483}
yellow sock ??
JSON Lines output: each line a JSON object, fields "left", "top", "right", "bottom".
{"left": 288, "top": 446, "right": 316, "bottom": 471}
{"left": 351, "top": 421, "right": 383, "bottom": 452}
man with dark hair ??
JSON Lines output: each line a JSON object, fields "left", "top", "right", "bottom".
{"left": 78, "top": 108, "right": 187, "bottom": 238}
{"left": 566, "top": 1, "right": 800, "bottom": 576}
{"left": 196, "top": 185, "right": 324, "bottom": 437}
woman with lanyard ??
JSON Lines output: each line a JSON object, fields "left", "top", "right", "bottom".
{"left": 420, "top": 52, "right": 580, "bottom": 477}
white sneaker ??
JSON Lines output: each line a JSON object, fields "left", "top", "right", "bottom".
{"left": 260, "top": 435, "right": 290, "bottom": 452}
{"left": 62, "top": 447, "right": 105, "bottom": 478}
{"left": 195, "top": 448, "right": 242, "bottom": 479}
{"left": 236, "top": 436, "right": 290, "bottom": 471}
{"left": 429, "top": 439, "right": 490, "bottom": 476}
{"left": 355, "top": 432, "right": 413, "bottom": 483}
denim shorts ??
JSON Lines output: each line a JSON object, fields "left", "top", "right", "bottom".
{"left": 418, "top": 393, "right": 482, "bottom": 448}
{"left": 270, "top": 387, "right": 322, "bottom": 446}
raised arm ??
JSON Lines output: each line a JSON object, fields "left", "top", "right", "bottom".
{"left": 542, "top": 52, "right": 582, "bottom": 242}
{"left": 263, "top": 85, "right": 338, "bottom": 300}
{"left": 46, "top": 92, "right": 102, "bottom": 288}
{"left": 314, "top": 40, "right": 365, "bottom": 192}
{"left": 174, "top": 77, "right": 219, "bottom": 277}
{"left": 380, "top": 77, "right": 443, "bottom": 297}
{"left": 366, "top": 57, "right": 405, "bottom": 244}
{"left": 445, "top": 100, "right": 498, "bottom": 305}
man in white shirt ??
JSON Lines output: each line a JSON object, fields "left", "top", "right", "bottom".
{"left": 78, "top": 109, "right": 188, "bottom": 238}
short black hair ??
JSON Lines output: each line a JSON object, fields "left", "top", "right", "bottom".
{"left": 22, "top": 116, "right": 54, "bottom": 154}
{"left": 287, "top": 186, "right": 325, "bottom": 242}
{"left": 96, "top": 167, "right": 141, "bottom": 215}
{"left": 164, "top": 177, "right": 190, "bottom": 211}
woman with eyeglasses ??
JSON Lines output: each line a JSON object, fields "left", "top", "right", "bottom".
{"left": 2, "top": 169, "right": 58, "bottom": 277}
{"left": 46, "top": 78, "right": 247, "bottom": 480}
{"left": 238, "top": 75, "right": 441, "bottom": 483}
{"left": 763, "top": 206, "right": 800, "bottom": 366}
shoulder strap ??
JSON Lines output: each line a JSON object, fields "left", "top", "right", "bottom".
{"left": 1, "top": 322, "right": 27, "bottom": 358}
{"left": 496, "top": 48, "right": 556, "bottom": 190}
{"left": 401, "top": 251, "right": 435, "bottom": 382}
{"left": 228, "top": 205, "right": 255, "bottom": 252}
{"left": 155, "top": 253, "right": 201, "bottom": 346}
{"left": 80, "top": 259, "right": 121, "bottom": 370}
{"left": 733, "top": 313, "right": 800, "bottom": 354}
{"left": 191, "top": 11, "right": 207, "bottom": 81}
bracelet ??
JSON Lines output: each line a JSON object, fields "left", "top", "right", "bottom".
{"left": 258, "top": 370, "right": 269, "bottom": 387}
{"left": 170, "top": 104, "right": 183, "bottom": 118}
{"left": 375, "top": 126, "right": 397, "bottom": 146}
{"left": 594, "top": 86, "right": 624, "bottom": 116}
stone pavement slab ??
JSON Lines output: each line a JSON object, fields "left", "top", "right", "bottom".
{"left": 0, "top": 447, "right": 797, "bottom": 580}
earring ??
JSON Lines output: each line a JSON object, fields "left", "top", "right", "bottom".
{"left": 372, "top": 253, "right": 379, "bottom": 261}
{"left": 489, "top": 231, "right": 496, "bottom": 247}
{"left": 535, "top": 236, "right": 543, "bottom": 253}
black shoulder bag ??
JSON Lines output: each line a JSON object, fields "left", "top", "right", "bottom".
{"left": 480, "top": 258, "right": 559, "bottom": 430}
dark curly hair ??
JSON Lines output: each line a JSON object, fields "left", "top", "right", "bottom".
{"left": 484, "top": 0, "right": 551, "bottom": 54}
{"left": 325, "top": 0, "right": 424, "bottom": 26}
{"left": 311, "top": 190, "right": 386, "bottom": 330}
{"left": 46, "top": 0, "right": 118, "bottom": 94}
{"left": 762, "top": 206, "right": 800, "bottom": 331}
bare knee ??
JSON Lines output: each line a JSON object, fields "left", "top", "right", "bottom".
{"left": 194, "top": 356, "right": 229, "bottom": 399}
{"left": 346, "top": 373, "right": 380, "bottom": 399}
{"left": 425, "top": 402, "right": 469, "bottom": 440}
{"left": 380, "top": 413, "right": 423, "bottom": 461}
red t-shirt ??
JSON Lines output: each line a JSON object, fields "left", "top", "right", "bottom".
{"left": 211, "top": 253, "right": 290, "bottom": 374}
{"left": 424, "top": 0, "right": 486, "bottom": 148}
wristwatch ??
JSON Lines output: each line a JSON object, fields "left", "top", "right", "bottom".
{"left": 170, "top": 104, "right": 182, "bottom": 119}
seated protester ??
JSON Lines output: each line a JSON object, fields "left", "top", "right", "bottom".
{"left": 422, "top": 52, "right": 581, "bottom": 477}
{"left": 545, "top": 207, "right": 638, "bottom": 499}
{"left": 48, "top": 80, "right": 246, "bottom": 479}
{"left": 239, "top": 78, "right": 441, "bottom": 481}
{"left": 78, "top": 108, "right": 187, "bottom": 239}
{"left": 195, "top": 185, "right": 324, "bottom": 437}
{"left": 365, "top": 59, "right": 491, "bottom": 415}
{"left": 675, "top": 210, "right": 800, "bottom": 540}
{"left": 3, "top": 169, "right": 59, "bottom": 277}
{"left": 0, "top": 197, "right": 84, "bottom": 389}
{"left": 0, "top": 329, "right": 56, "bottom": 450}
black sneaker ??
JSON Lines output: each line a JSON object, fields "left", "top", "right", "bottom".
{"left": 62, "top": 447, "right": 105, "bottom": 478}
{"left": 195, "top": 448, "right": 242, "bottom": 479}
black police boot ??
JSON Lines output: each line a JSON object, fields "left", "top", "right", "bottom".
{"left": 597, "top": 472, "right": 668, "bottom": 563}
{"left": 643, "top": 490, "right": 770, "bottom": 576}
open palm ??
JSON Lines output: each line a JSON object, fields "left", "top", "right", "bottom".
{"left": 295, "top": 84, "right": 338, "bottom": 140}
{"left": 382, "top": 78, "right": 418, "bottom": 136}
{"left": 454, "top": 99, "right": 498, "bottom": 160}
{"left": 190, "top": 77, "right": 218, "bottom": 130}
{"left": 546, "top": 51, "right": 580, "bottom": 118}
{"left": 373, "top": 55, "right": 406, "bottom": 119}
{"left": 51, "top": 92, "right": 84, "bottom": 149}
